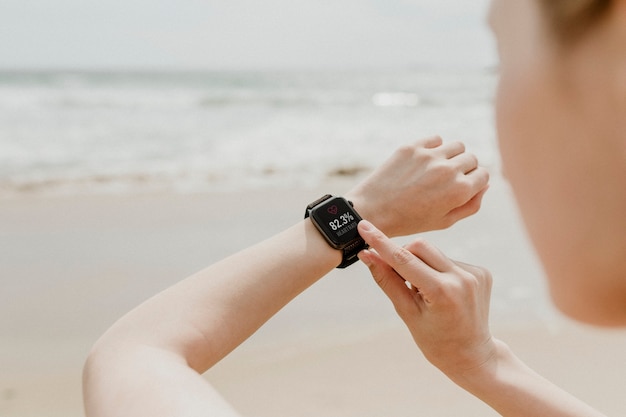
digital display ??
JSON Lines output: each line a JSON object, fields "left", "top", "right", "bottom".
{"left": 311, "top": 197, "right": 362, "bottom": 247}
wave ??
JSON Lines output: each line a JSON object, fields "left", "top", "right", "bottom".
{"left": 371, "top": 92, "right": 421, "bottom": 107}
{"left": 1, "top": 86, "right": 432, "bottom": 111}
{"left": 0, "top": 69, "right": 498, "bottom": 198}
{"left": 0, "top": 69, "right": 495, "bottom": 111}
{"left": 196, "top": 92, "right": 363, "bottom": 108}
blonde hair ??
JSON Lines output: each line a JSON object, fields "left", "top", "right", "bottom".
{"left": 538, "top": 0, "right": 612, "bottom": 42}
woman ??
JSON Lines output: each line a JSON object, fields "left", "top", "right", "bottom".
{"left": 358, "top": 0, "right": 624, "bottom": 415}
{"left": 84, "top": 0, "right": 626, "bottom": 415}
{"left": 82, "top": 136, "right": 490, "bottom": 416}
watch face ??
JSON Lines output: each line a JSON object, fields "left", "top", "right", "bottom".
{"left": 311, "top": 197, "right": 362, "bottom": 248}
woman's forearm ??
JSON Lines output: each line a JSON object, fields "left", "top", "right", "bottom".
{"left": 83, "top": 219, "right": 340, "bottom": 417}
{"left": 83, "top": 138, "right": 490, "bottom": 417}
{"left": 453, "top": 339, "right": 607, "bottom": 417}
{"left": 89, "top": 218, "right": 340, "bottom": 372}
{"left": 86, "top": 137, "right": 490, "bottom": 373}
{"left": 358, "top": 221, "right": 606, "bottom": 417}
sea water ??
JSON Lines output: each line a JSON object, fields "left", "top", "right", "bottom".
{"left": 0, "top": 69, "right": 498, "bottom": 197}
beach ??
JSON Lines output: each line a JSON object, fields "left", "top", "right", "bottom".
{"left": 1, "top": 174, "right": 625, "bottom": 417}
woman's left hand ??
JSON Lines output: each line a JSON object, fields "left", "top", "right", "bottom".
{"left": 346, "top": 136, "right": 489, "bottom": 237}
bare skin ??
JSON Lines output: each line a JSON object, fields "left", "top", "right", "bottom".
{"left": 84, "top": 0, "right": 626, "bottom": 414}
{"left": 353, "top": 0, "right": 626, "bottom": 415}
{"left": 83, "top": 137, "right": 489, "bottom": 417}
{"left": 490, "top": 0, "right": 626, "bottom": 324}
{"left": 357, "top": 220, "right": 606, "bottom": 417}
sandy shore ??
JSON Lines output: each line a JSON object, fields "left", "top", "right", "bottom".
{"left": 1, "top": 176, "right": 625, "bottom": 416}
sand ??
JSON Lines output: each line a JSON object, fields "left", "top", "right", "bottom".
{"left": 1, "top": 175, "right": 625, "bottom": 416}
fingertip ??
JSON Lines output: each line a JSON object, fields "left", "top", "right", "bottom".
{"left": 358, "top": 220, "right": 387, "bottom": 248}
{"left": 358, "top": 219, "right": 376, "bottom": 235}
{"left": 359, "top": 219, "right": 372, "bottom": 229}
{"left": 358, "top": 249, "right": 373, "bottom": 267}
{"left": 421, "top": 135, "right": 443, "bottom": 149}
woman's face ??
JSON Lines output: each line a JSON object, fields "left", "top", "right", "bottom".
{"left": 489, "top": 0, "right": 626, "bottom": 325}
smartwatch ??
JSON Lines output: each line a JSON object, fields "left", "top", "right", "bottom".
{"left": 304, "top": 194, "right": 368, "bottom": 268}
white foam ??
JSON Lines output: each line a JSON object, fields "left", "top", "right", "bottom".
{"left": 0, "top": 70, "right": 497, "bottom": 197}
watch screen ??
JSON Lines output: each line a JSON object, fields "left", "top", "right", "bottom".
{"left": 312, "top": 197, "right": 362, "bottom": 246}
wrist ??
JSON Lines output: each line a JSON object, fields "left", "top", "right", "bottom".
{"left": 302, "top": 217, "right": 343, "bottom": 268}
{"left": 304, "top": 195, "right": 367, "bottom": 268}
{"left": 443, "top": 338, "right": 607, "bottom": 417}
{"left": 344, "top": 192, "right": 393, "bottom": 237}
{"left": 446, "top": 338, "right": 512, "bottom": 393}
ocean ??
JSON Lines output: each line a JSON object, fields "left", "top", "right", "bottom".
{"left": 0, "top": 69, "right": 498, "bottom": 197}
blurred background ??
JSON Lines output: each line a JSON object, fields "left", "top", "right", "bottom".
{"left": 0, "top": 0, "right": 497, "bottom": 197}
{"left": 7, "top": 2, "right": 623, "bottom": 417}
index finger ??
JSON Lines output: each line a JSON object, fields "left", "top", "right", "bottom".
{"left": 358, "top": 220, "right": 434, "bottom": 285}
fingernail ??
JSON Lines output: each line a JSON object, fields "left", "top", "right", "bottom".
{"left": 359, "top": 219, "right": 374, "bottom": 232}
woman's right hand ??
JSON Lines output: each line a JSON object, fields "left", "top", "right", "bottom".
{"left": 357, "top": 220, "right": 608, "bottom": 417}
{"left": 357, "top": 220, "right": 496, "bottom": 378}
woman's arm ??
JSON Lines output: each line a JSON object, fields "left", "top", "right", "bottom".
{"left": 83, "top": 220, "right": 343, "bottom": 417}
{"left": 357, "top": 220, "right": 606, "bottom": 417}
{"left": 82, "top": 137, "right": 489, "bottom": 417}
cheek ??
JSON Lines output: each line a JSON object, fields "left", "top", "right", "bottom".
{"left": 494, "top": 61, "right": 568, "bottom": 202}
{"left": 494, "top": 67, "right": 626, "bottom": 324}
{"left": 494, "top": 71, "right": 540, "bottom": 185}
{"left": 494, "top": 69, "right": 566, "bottom": 285}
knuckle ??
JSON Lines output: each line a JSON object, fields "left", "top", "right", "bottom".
{"left": 392, "top": 246, "right": 415, "bottom": 266}
{"left": 405, "top": 237, "right": 430, "bottom": 253}
{"left": 470, "top": 166, "right": 490, "bottom": 186}
{"left": 461, "top": 179, "right": 477, "bottom": 199}
{"left": 457, "top": 264, "right": 492, "bottom": 290}
{"left": 429, "top": 281, "right": 455, "bottom": 305}
{"left": 430, "top": 160, "right": 455, "bottom": 178}
{"left": 455, "top": 177, "right": 474, "bottom": 194}
{"left": 460, "top": 273, "right": 480, "bottom": 292}
{"left": 427, "top": 263, "right": 492, "bottom": 308}
{"left": 395, "top": 144, "right": 415, "bottom": 159}
{"left": 445, "top": 178, "right": 474, "bottom": 206}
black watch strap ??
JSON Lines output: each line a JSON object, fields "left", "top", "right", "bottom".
{"left": 305, "top": 194, "right": 368, "bottom": 269}
{"left": 336, "top": 236, "right": 368, "bottom": 268}
{"left": 303, "top": 194, "right": 333, "bottom": 218}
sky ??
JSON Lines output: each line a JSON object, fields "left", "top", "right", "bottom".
{"left": 0, "top": 0, "right": 496, "bottom": 71}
